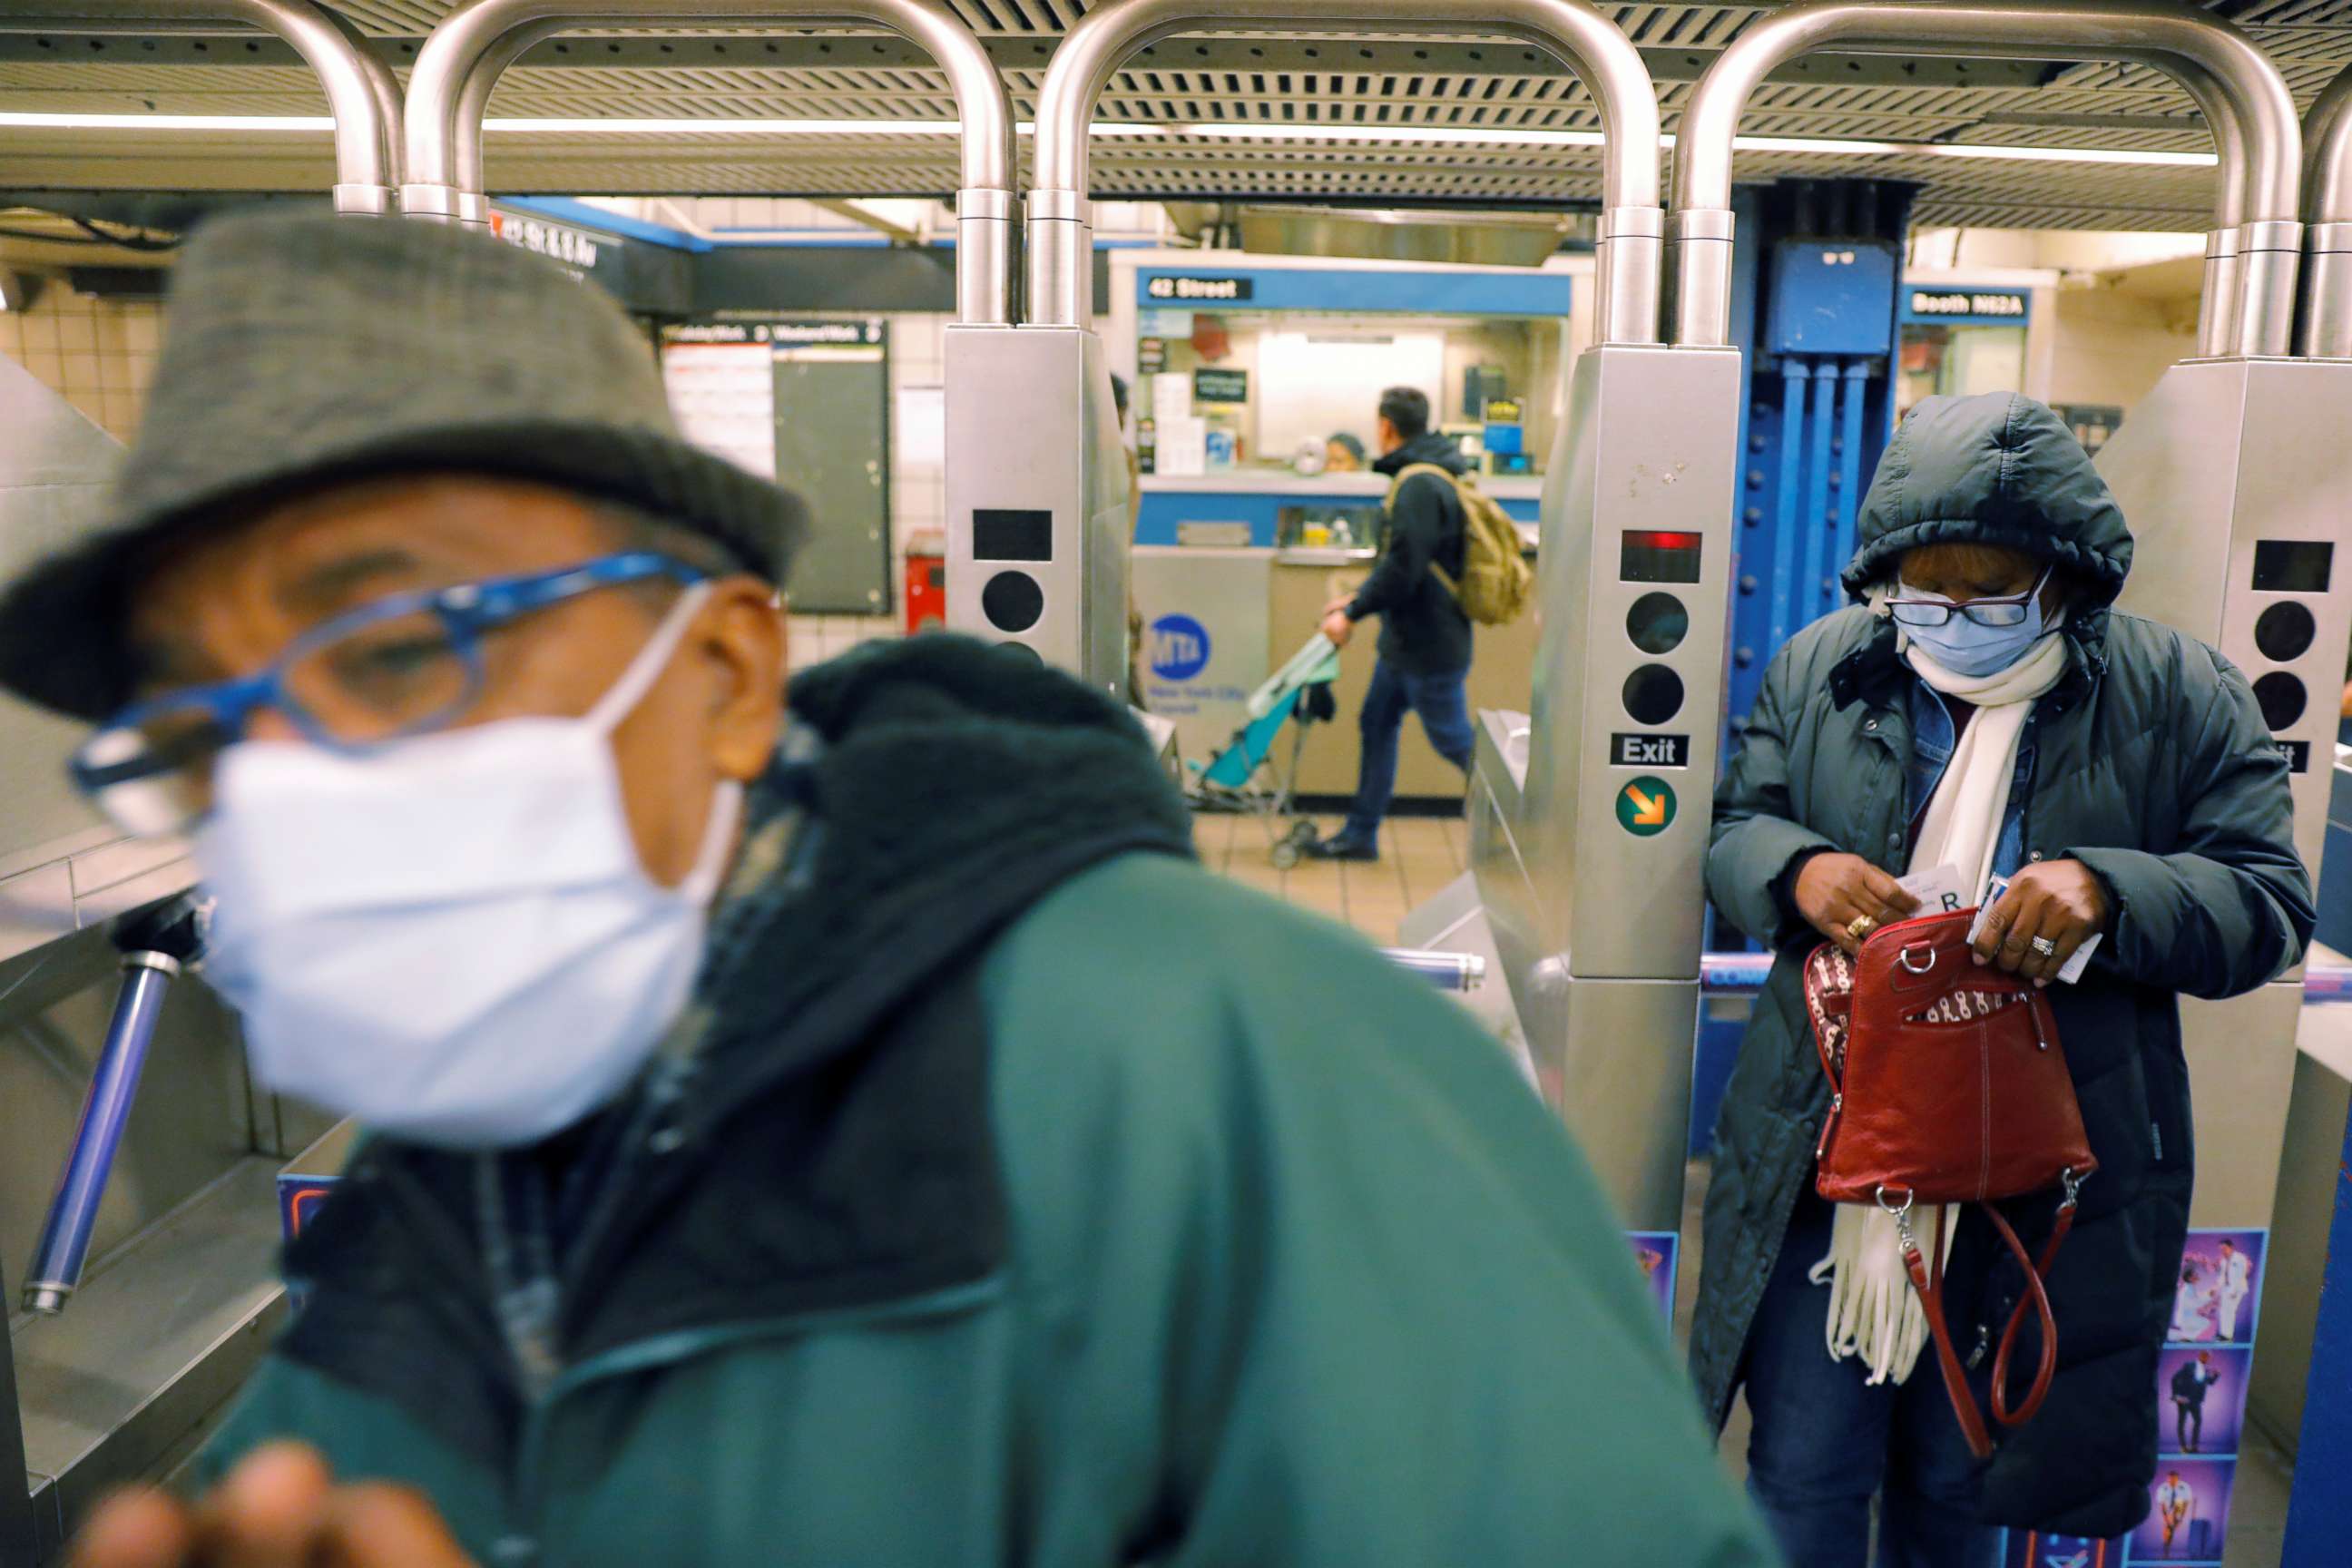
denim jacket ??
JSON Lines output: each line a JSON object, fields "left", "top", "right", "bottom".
{"left": 1906, "top": 677, "right": 2035, "bottom": 892}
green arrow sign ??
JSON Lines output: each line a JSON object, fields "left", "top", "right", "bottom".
{"left": 1615, "top": 776, "right": 1677, "bottom": 838}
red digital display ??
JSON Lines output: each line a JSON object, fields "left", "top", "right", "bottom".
{"left": 1622, "top": 530, "right": 1704, "bottom": 584}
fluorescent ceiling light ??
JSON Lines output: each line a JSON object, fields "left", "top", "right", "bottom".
{"left": 0, "top": 111, "right": 2213, "bottom": 168}
{"left": 1184, "top": 123, "right": 2199, "bottom": 166}
{"left": 0, "top": 112, "right": 334, "bottom": 131}
{"left": 1184, "top": 122, "right": 1604, "bottom": 147}
{"left": 485, "top": 115, "right": 958, "bottom": 135}
{"left": 1924, "top": 141, "right": 2215, "bottom": 167}
{"left": 485, "top": 117, "right": 1168, "bottom": 135}
{"left": 0, "top": 112, "right": 1161, "bottom": 136}
{"left": 1720, "top": 131, "right": 2210, "bottom": 167}
{"left": 1729, "top": 134, "right": 1905, "bottom": 155}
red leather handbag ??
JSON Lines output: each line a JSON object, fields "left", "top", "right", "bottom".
{"left": 1803, "top": 908, "right": 2099, "bottom": 1458}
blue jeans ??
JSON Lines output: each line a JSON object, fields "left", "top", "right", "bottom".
{"left": 1343, "top": 658, "right": 1474, "bottom": 842}
{"left": 1743, "top": 1193, "right": 2003, "bottom": 1568}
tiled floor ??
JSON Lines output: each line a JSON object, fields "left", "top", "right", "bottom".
{"left": 1189, "top": 808, "right": 1466, "bottom": 945}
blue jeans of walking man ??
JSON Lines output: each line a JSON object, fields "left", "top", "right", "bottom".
{"left": 1342, "top": 658, "right": 1475, "bottom": 845}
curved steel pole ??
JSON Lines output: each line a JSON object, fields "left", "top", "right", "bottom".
{"left": 319, "top": 5, "right": 406, "bottom": 190}
{"left": 0, "top": 0, "right": 397, "bottom": 211}
{"left": 406, "top": 0, "right": 1016, "bottom": 323}
{"left": 2173, "top": 59, "right": 2248, "bottom": 357}
{"left": 2298, "top": 63, "right": 2352, "bottom": 357}
{"left": 1026, "top": 0, "right": 1664, "bottom": 341}
{"left": 1668, "top": 1, "right": 2299, "bottom": 357}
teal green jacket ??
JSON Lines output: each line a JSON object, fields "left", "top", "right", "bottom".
{"left": 200, "top": 639, "right": 1775, "bottom": 1567}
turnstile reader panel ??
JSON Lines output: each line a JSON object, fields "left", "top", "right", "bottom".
{"left": 1518, "top": 343, "right": 1745, "bottom": 981}
{"left": 1470, "top": 341, "right": 1744, "bottom": 1231}
{"left": 2102, "top": 356, "right": 2352, "bottom": 1231}
{"left": 945, "top": 326, "right": 1132, "bottom": 694}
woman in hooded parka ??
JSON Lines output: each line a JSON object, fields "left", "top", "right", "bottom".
{"left": 1692, "top": 392, "right": 2312, "bottom": 1567}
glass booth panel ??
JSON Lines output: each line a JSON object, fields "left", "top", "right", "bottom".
{"left": 1896, "top": 323, "right": 2028, "bottom": 419}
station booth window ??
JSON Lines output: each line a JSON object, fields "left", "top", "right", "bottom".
{"left": 1896, "top": 286, "right": 2032, "bottom": 420}
{"left": 1125, "top": 262, "right": 1573, "bottom": 539}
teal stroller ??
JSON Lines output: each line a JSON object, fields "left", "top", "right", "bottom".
{"left": 1189, "top": 632, "right": 1344, "bottom": 867}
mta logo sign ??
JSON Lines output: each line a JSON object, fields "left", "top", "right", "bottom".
{"left": 1149, "top": 613, "right": 1211, "bottom": 681}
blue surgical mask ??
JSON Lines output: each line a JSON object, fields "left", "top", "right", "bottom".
{"left": 1894, "top": 573, "right": 2060, "bottom": 678}
{"left": 197, "top": 586, "right": 740, "bottom": 1150}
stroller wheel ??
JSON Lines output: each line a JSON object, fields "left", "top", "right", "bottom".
{"left": 1283, "top": 820, "right": 1318, "bottom": 846}
{"left": 1270, "top": 841, "right": 1302, "bottom": 870}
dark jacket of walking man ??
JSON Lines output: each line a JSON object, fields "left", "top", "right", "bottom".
{"left": 1308, "top": 387, "right": 1475, "bottom": 862}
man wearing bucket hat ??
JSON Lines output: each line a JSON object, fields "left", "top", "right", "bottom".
{"left": 29, "top": 211, "right": 1774, "bottom": 1568}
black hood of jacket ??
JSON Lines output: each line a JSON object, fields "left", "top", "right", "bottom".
{"left": 1842, "top": 392, "right": 2132, "bottom": 608}
{"left": 278, "top": 635, "right": 1197, "bottom": 1467}
{"left": 1373, "top": 431, "right": 1470, "bottom": 478}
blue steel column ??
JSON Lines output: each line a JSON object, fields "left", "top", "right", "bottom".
{"left": 1768, "top": 358, "right": 1811, "bottom": 652}
{"left": 1798, "top": 360, "right": 1838, "bottom": 626}
{"left": 2281, "top": 1095, "right": 2352, "bottom": 1565}
{"left": 1834, "top": 360, "right": 1871, "bottom": 584}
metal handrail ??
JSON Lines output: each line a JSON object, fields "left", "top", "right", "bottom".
{"left": 404, "top": 0, "right": 1017, "bottom": 324}
{"left": 0, "top": 0, "right": 400, "bottom": 212}
{"left": 1024, "top": 0, "right": 1664, "bottom": 342}
{"left": 2298, "top": 62, "right": 2352, "bottom": 357}
{"left": 1381, "top": 947, "right": 1488, "bottom": 992}
{"left": 1699, "top": 951, "right": 2352, "bottom": 1003}
{"left": 1667, "top": 0, "right": 2301, "bottom": 358}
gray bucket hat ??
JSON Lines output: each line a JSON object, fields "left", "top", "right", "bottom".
{"left": 0, "top": 207, "right": 808, "bottom": 720}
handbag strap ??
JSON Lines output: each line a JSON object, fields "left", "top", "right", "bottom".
{"left": 1990, "top": 1180, "right": 2082, "bottom": 1428}
{"left": 1894, "top": 1200, "right": 1994, "bottom": 1459}
{"left": 1888, "top": 1171, "right": 2085, "bottom": 1460}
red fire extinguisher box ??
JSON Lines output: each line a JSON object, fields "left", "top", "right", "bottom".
{"left": 905, "top": 528, "right": 946, "bottom": 634}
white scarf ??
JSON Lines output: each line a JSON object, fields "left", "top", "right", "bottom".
{"left": 1810, "top": 618, "right": 2069, "bottom": 1384}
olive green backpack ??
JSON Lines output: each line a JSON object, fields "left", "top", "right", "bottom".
{"left": 1384, "top": 462, "right": 1534, "bottom": 625}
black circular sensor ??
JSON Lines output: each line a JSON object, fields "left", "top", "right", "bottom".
{"left": 2254, "top": 602, "right": 2318, "bottom": 663}
{"left": 981, "top": 569, "right": 1044, "bottom": 633}
{"left": 993, "top": 640, "right": 1044, "bottom": 665}
{"left": 1622, "top": 663, "right": 1685, "bottom": 726}
{"left": 1626, "top": 593, "right": 1690, "bottom": 656}
{"left": 2253, "top": 671, "right": 2308, "bottom": 731}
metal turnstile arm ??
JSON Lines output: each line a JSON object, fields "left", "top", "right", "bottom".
{"left": 1380, "top": 947, "right": 1488, "bottom": 993}
{"left": 21, "top": 892, "right": 207, "bottom": 1316}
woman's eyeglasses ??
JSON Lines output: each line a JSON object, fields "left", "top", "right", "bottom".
{"left": 1885, "top": 564, "right": 2053, "bottom": 630}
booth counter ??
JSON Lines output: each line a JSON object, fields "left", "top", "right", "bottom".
{"left": 1133, "top": 484, "right": 1541, "bottom": 805}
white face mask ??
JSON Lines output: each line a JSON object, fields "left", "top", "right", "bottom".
{"left": 197, "top": 584, "right": 742, "bottom": 1150}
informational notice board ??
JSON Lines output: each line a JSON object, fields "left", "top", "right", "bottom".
{"left": 659, "top": 318, "right": 892, "bottom": 615}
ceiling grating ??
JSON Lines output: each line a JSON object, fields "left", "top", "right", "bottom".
{"left": 0, "top": 0, "right": 2348, "bottom": 226}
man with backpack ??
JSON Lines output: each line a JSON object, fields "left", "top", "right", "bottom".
{"left": 1308, "top": 387, "right": 1530, "bottom": 862}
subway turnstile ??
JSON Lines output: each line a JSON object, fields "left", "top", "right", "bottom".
{"left": 945, "top": 327, "right": 1135, "bottom": 692}
{"left": 2098, "top": 360, "right": 2352, "bottom": 1230}
{"left": 1465, "top": 344, "right": 1742, "bottom": 1232}
{"left": 1422, "top": 0, "right": 2309, "bottom": 1249}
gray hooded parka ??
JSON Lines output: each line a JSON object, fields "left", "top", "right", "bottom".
{"left": 1692, "top": 393, "right": 2313, "bottom": 1536}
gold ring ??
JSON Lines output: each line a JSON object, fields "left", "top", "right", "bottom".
{"left": 1847, "top": 914, "right": 1878, "bottom": 941}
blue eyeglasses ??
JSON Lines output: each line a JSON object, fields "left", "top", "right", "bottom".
{"left": 73, "top": 551, "right": 707, "bottom": 835}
